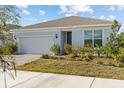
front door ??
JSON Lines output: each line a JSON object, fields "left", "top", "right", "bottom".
{"left": 67, "top": 32, "right": 72, "bottom": 45}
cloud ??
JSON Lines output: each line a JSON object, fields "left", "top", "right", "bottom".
{"left": 109, "top": 6, "right": 115, "bottom": 11}
{"left": 117, "top": 6, "right": 124, "bottom": 10}
{"left": 42, "top": 19, "right": 48, "bottom": 22}
{"left": 109, "top": 5, "right": 124, "bottom": 11}
{"left": 99, "top": 15, "right": 106, "bottom": 20}
{"left": 39, "top": 10, "right": 45, "bottom": 16}
{"left": 92, "top": 16, "right": 95, "bottom": 18}
{"left": 59, "top": 5, "right": 94, "bottom": 16}
{"left": 108, "top": 15, "right": 116, "bottom": 20}
{"left": 17, "top": 5, "right": 28, "bottom": 10}
{"left": 27, "top": 18, "right": 38, "bottom": 21}
{"left": 99, "top": 15, "right": 116, "bottom": 20}
{"left": 17, "top": 5, "right": 30, "bottom": 15}
{"left": 22, "top": 10, "right": 30, "bottom": 15}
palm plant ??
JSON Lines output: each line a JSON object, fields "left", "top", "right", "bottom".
{"left": 0, "top": 5, "right": 20, "bottom": 88}
{"left": 0, "top": 55, "right": 16, "bottom": 88}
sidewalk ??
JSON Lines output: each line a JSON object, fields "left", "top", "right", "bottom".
{"left": 0, "top": 70, "right": 124, "bottom": 88}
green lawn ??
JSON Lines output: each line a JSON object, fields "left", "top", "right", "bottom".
{"left": 17, "top": 58, "right": 124, "bottom": 80}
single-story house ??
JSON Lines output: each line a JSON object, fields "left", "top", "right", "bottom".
{"left": 10, "top": 16, "right": 113, "bottom": 54}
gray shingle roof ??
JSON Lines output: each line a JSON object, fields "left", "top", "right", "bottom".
{"left": 22, "top": 16, "right": 112, "bottom": 29}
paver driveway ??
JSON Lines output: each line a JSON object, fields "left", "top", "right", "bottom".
{"left": 1, "top": 70, "right": 124, "bottom": 88}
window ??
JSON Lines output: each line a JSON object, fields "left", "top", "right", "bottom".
{"left": 94, "top": 30, "right": 102, "bottom": 47}
{"left": 84, "top": 30, "right": 103, "bottom": 47}
{"left": 84, "top": 30, "right": 92, "bottom": 46}
{"left": 67, "top": 32, "right": 72, "bottom": 45}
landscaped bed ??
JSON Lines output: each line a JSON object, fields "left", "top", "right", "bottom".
{"left": 17, "top": 57, "right": 124, "bottom": 80}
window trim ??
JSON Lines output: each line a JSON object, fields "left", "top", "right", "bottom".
{"left": 93, "top": 29, "right": 103, "bottom": 47}
{"left": 84, "top": 29, "right": 103, "bottom": 47}
{"left": 94, "top": 30, "right": 103, "bottom": 39}
{"left": 84, "top": 30, "right": 93, "bottom": 46}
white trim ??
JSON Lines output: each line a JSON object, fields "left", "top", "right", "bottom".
{"left": 65, "top": 32, "right": 67, "bottom": 44}
{"left": 17, "top": 35, "right": 54, "bottom": 38}
{"left": 92, "top": 30, "right": 94, "bottom": 47}
{"left": 82, "top": 30, "right": 84, "bottom": 46}
{"left": 16, "top": 35, "right": 54, "bottom": 53}
{"left": 17, "top": 35, "right": 55, "bottom": 54}
{"left": 16, "top": 37, "right": 21, "bottom": 54}
{"left": 10, "top": 24, "right": 112, "bottom": 32}
{"left": 102, "top": 29, "right": 104, "bottom": 46}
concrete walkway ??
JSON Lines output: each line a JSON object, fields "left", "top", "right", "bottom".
{"left": 1, "top": 70, "right": 124, "bottom": 88}
{"left": 14, "top": 54, "right": 41, "bottom": 65}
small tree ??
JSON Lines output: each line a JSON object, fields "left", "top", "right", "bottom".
{"left": 103, "top": 43, "right": 112, "bottom": 57}
{"left": 2, "top": 43, "right": 17, "bottom": 55}
{"left": 117, "top": 32, "right": 124, "bottom": 48}
{"left": 104, "top": 20, "right": 121, "bottom": 57}
{"left": 115, "top": 48, "right": 124, "bottom": 63}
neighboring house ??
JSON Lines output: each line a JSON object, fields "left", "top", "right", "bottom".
{"left": 6, "top": 24, "right": 21, "bottom": 31}
{"left": 10, "top": 16, "right": 113, "bottom": 54}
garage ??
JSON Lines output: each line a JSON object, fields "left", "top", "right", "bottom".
{"left": 18, "top": 36, "right": 54, "bottom": 54}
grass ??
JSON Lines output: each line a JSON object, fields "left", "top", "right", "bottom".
{"left": 17, "top": 58, "right": 124, "bottom": 80}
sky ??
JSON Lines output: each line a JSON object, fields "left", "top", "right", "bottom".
{"left": 17, "top": 5, "right": 124, "bottom": 32}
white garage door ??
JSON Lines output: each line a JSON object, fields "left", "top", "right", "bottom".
{"left": 19, "top": 36, "right": 54, "bottom": 54}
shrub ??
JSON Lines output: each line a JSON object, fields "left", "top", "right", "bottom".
{"left": 57, "top": 56, "right": 65, "bottom": 60}
{"left": 64, "top": 44, "right": 72, "bottom": 54}
{"left": 66, "top": 54, "right": 75, "bottom": 60}
{"left": 83, "top": 44, "right": 93, "bottom": 53}
{"left": 85, "top": 52, "right": 93, "bottom": 59}
{"left": 50, "top": 44, "right": 60, "bottom": 55}
{"left": 83, "top": 56, "right": 91, "bottom": 62}
{"left": 94, "top": 44, "right": 103, "bottom": 57}
{"left": 78, "top": 44, "right": 93, "bottom": 61}
{"left": 103, "top": 44, "right": 112, "bottom": 57}
{"left": 110, "top": 47, "right": 124, "bottom": 66}
{"left": 108, "top": 62, "right": 112, "bottom": 66}
{"left": 72, "top": 47, "right": 79, "bottom": 57}
{"left": 49, "top": 56, "right": 58, "bottom": 59}
{"left": 49, "top": 56, "right": 64, "bottom": 60}
{"left": 41, "top": 54, "right": 49, "bottom": 59}
{"left": 75, "top": 57, "right": 82, "bottom": 61}
{"left": 116, "top": 48, "right": 124, "bottom": 63}
{"left": 118, "top": 63, "right": 124, "bottom": 68}
{"left": 96, "top": 58, "right": 102, "bottom": 64}
{"left": 112, "top": 55, "right": 124, "bottom": 63}
{"left": 2, "top": 44, "right": 17, "bottom": 55}
{"left": 0, "top": 48, "right": 3, "bottom": 54}
{"left": 119, "top": 48, "right": 124, "bottom": 56}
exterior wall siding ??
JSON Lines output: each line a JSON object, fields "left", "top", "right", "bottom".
{"left": 103, "top": 29, "right": 113, "bottom": 45}
{"left": 13, "top": 30, "right": 61, "bottom": 46}
{"left": 12, "top": 30, "right": 61, "bottom": 54}
{"left": 71, "top": 27, "right": 112, "bottom": 47}
{"left": 72, "top": 30, "right": 83, "bottom": 47}
{"left": 11, "top": 25, "right": 112, "bottom": 54}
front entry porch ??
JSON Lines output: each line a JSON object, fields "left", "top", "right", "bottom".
{"left": 61, "top": 31, "right": 72, "bottom": 54}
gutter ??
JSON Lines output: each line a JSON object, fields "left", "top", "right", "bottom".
{"left": 10, "top": 24, "right": 112, "bottom": 32}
